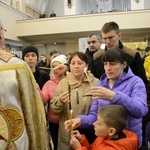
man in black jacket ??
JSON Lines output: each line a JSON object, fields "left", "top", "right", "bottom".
{"left": 85, "top": 33, "right": 101, "bottom": 69}
{"left": 91, "top": 21, "right": 148, "bottom": 85}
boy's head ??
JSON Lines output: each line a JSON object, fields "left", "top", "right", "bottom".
{"left": 93, "top": 105, "right": 127, "bottom": 138}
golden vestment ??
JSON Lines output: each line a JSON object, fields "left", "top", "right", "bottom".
{"left": 0, "top": 50, "right": 50, "bottom": 150}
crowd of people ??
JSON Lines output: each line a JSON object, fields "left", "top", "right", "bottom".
{"left": 1, "top": 17, "right": 150, "bottom": 150}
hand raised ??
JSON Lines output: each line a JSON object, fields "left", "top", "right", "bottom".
{"left": 64, "top": 118, "right": 81, "bottom": 132}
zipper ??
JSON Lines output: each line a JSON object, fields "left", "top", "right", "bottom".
{"left": 76, "top": 88, "right": 79, "bottom": 104}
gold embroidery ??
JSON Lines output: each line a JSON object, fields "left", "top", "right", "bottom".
{"left": 0, "top": 62, "right": 50, "bottom": 149}
{"left": 0, "top": 110, "right": 10, "bottom": 150}
{"left": 0, "top": 64, "right": 34, "bottom": 79}
{"left": 0, "top": 49, "right": 14, "bottom": 62}
{"left": 7, "top": 142, "right": 17, "bottom": 150}
{"left": 0, "top": 80, "right": 24, "bottom": 149}
{"left": 1, "top": 108, "right": 24, "bottom": 142}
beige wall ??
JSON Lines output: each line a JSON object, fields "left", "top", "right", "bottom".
{"left": 46, "top": 44, "right": 66, "bottom": 56}
{"left": 0, "top": 2, "right": 32, "bottom": 42}
{"left": 25, "top": 5, "right": 40, "bottom": 18}
{"left": 66, "top": 42, "right": 78, "bottom": 54}
{"left": 16, "top": 10, "right": 150, "bottom": 37}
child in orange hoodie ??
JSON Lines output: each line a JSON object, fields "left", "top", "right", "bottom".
{"left": 70, "top": 105, "right": 138, "bottom": 150}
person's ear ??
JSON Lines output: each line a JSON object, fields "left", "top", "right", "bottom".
{"left": 123, "top": 61, "right": 127, "bottom": 69}
{"left": 108, "top": 127, "right": 116, "bottom": 137}
{"left": 118, "top": 32, "right": 122, "bottom": 40}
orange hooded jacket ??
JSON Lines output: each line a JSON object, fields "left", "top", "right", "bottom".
{"left": 76, "top": 129, "right": 138, "bottom": 150}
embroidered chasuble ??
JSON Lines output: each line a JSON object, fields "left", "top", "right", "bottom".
{"left": 0, "top": 50, "right": 50, "bottom": 150}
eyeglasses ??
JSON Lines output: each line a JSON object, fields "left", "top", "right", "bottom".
{"left": 0, "top": 27, "right": 7, "bottom": 32}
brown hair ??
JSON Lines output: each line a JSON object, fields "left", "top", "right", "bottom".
{"left": 101, "top": 21, "right": 120, "bottom": 34}
{"left": 98, "top": 105, "right": 128, "bottom": 134}
{"left": 41, "top": 54, "right": 46, "bottom": 57}
{"left": 49, "top": 49, "right": 60, "bottom": 56}
{"left": 68, "top": 51, "right": 89, "bottom": 65}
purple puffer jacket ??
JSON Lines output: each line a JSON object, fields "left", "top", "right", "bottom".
{"left": 78, "top": 67, "right": 148, "bottom": 148}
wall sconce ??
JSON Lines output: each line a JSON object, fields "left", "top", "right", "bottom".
{"left": 67, "top": 0, "right": 72, "bottom": 9}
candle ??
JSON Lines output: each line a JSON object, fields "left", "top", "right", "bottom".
{"left": 39, "top": 67, "right": 53, "bottom": 70}
{"left": 66, "top": 72, "right": 71, "bottom": 110}
{"left": 0, "top": 97, "right": 2, "bottom": 108}
{"left": 66, "top": 71, "right": 69, "bottom": 90}
{"left": 84, "top": 68, "right": 93, "bottom": 87}
{"left": 76, "top": 88, "right": 79, "bottom": 104}
{"left": 70, "top": 109, "right": 73, "bottom": 135}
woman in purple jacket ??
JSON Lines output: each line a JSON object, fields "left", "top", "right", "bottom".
{"left": 65, "top": 48, "right": 148, "bottom": 149}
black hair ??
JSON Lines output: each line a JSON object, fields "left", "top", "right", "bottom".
{"left": 101, "top": 48, "right": 126, "bottom": 64}
{"left": 145, "top": 46, "right": 150, "bottom": 52}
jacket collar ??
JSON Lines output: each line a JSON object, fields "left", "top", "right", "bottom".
{"left": 85, "top": 48, "right": 97, "bottom": 56}
{"left": 67, "top": 71, "right": 95, "bottom": 88}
